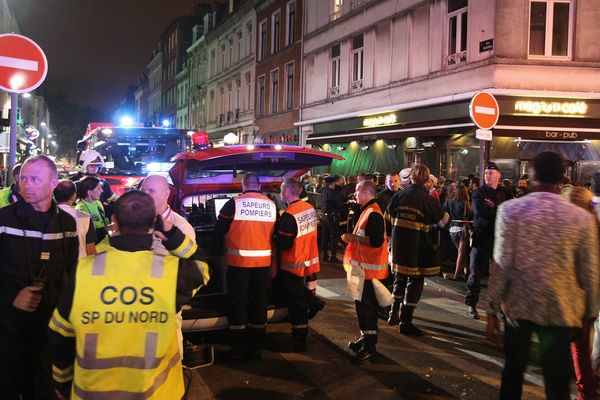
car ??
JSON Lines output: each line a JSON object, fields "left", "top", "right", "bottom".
{"left": 168, "top": 144, "right": 343, "bottom": 332}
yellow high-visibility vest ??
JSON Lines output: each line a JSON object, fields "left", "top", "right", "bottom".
{"left": 68, "top": 248, "right": 183, "bottom": 399}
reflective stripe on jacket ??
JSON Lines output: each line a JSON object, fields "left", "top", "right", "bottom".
{"left": 280, "top": 200, "right": 320, "bottom": 277}
{"left": 63, "top": 248, "right": 183, "bottom": 399}
{"left": 226, "top": 192, "right": 276, "bottom": 267}
{"left": 343, "top": 202, "right": 389, "bottom": 281}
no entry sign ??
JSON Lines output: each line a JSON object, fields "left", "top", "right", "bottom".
{"left": 0, "top": 33, "right": 48, "bottom": 93}
{"left": 469, "top": 91, "right": 499, "bottom": 130}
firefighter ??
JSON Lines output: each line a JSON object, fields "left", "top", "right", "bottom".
{"left": 216, "top": 173, "right": 276, "bottom": 361}
{"left": 343, "top": 180, "right": 388, "bottom": 364}
{"left": 275, "top": 178, "right": 321, "bottom": 352}
{"left": 48, "top": 190, "right": 209, "bottom": 399}
{"left": 71, "top": 150, "right": 117, "bottom": 206}
{"left": 385, "top": 165, "right": 450, "bottom": 336}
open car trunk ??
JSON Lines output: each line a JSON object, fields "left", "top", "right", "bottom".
{"left": 170, "top": 145, "right": 343, "bottom": 332}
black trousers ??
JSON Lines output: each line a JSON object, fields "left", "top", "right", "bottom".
{"left": 465, "top": 233, "right": 493, "bottom": 306}
{"left": 0, "top": 318, "right": 54, "bottom": 400}
{"left": 391, "top": 273, "right": 425, "bottom": 322}
{"left": 355, "top": 280, "right": 378, "bottom": 344}
{"left": 320, "top": 215, "right": 340, "bottom": 258}
{"left": 278, "top": 270, "right": 309, "bottom": 339}
{"left": 500, "top": 320, "right": 576, "bottom": 400}
{"left": 227, "top": 266, "right": 269, "bottom": 346}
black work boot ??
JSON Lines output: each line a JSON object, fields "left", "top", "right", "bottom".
{"left": 278, "top": 329, "right": 308, "bottom": 353}
{"left": 347, "top": 336, "right": 364, "bottom": 353}
{"left": 399, "top": 306, "right": 425, "bottom": 336}
{"left": 308, "top": 294, "right": 326, "bottom": 320}
{"left": 387, "top": 300, "right": 401, "bottom": 326}
{"left": 351, "top": 335, "right": 376, "bottom": 364}
{"left": 467, "top": 305, "right": 480, "bottom": 319}
{"left": 246, "top": 327, "right": 264, "bottom": 360}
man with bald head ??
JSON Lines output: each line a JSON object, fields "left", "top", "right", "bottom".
{"left": 141, "top": 174, "right": 196, "bottom": 255}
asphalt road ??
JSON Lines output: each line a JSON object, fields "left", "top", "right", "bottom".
{"left": 183, "top": 260, "right": 563, "bottom": 400}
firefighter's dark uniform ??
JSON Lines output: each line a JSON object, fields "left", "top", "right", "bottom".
{"left": 216, "top": 190, "right": 276, "bottom": 359}
{"left": 275, "top": 199, "right": 320, "bottom": 350}
{"left": 0, "top": 200, "right": 79, "bottom": 400}
{"left": 385, "top": 184, "right": 449, "bottom": 335}
{"left": 318, "top": 183, "right": 344, "bottom": 261}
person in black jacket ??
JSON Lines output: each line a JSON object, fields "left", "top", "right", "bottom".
{"left": 0, "top": 155, "right": 79, "bottom": 400}
{"left": 464, "top": 162, "right": 513, "bottom": 319}
{"left": 318, "top": 176, "right": 344, "bottom": 263}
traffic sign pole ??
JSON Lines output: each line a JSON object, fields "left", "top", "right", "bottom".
{"left": 8, "top": 92, "right": 17, "bottom": 184}
{"left": 469, "top": 92, "right": 500, "bottom": 185}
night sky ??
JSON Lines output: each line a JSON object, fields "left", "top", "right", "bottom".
{"left": 9, "top": 0, "right": 199, "bottom": 113}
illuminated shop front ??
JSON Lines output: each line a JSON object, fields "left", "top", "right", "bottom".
{"left": 301, "top": 92, "right": 600, "bottom": 183}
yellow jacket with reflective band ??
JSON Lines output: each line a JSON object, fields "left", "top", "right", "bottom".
{"left": 280, "top": 200, "right": 320, "bottom": 277}
{"left": 76, "top": 199, "right": 109, "bottom": 230}
{"left": 0, "top": 186, "right": 16, "bottom": 208}
{"left": 226, "top": 192, "right": 276, "bottom": 268}
{"left": 343, "top": 202, "right": 389, "bottom": 281}
{"left": 68, "top": 248, "right": 183, "bottom": 399}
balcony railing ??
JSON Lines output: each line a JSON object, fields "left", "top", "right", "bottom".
{"left": 350, "top": 0, "right": 368, "bottom": 10}
{"left": 350, "top": 79, "right": 363, "bottom": 92}
{"left": 444, "top": 50, "right": 467, "bottom": 68}
{"left": 329, "top": 86, "right": 340, "bottom": 97}
{"left": 226, "top": 111, "right": 233, "bottom": 124}
{"left": 234, "top": 108, "right": 240, "bottom": 122}
{"left": 330, "top": 10, "right": 342, "bottom": 22}
{"left": 218, "top": 113, "right": 225, "bottom": 127}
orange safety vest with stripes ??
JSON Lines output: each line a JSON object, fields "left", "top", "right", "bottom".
{"left": 280, "top": 200, "right": 320, "bottom": 277}
{"left": 226, "top": 192, "right": 276, "bottom": 268}
{"left": 343, "top": 202, "right": 389, "bottom": 281}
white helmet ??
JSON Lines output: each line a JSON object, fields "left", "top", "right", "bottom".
{"left": 80, "top": 149, "right": 105, "bottom": 170}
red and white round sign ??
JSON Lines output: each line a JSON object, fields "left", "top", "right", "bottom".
{"left": 0, "top": 34, "right": 48, "bottom": 93}
{"left": 469, "top": 91, "right": 499, "bottom": 130}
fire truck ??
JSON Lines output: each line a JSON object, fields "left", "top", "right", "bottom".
{"left": 76, "top": 122, "right": 189, "bottom": 195}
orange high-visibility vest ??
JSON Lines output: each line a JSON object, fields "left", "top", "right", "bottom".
{"left": 280, "top": 200, "right": 320, "bottom": 277}
{"left": 226, "top": 192, "right": 276, "bottom": 268}
{"left": 343, "top": 202, "right": 389, "bottom": 280}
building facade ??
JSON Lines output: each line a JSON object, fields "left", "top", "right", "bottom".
{"left": 161, "top": 16, "right": 197, "bottom": 128}
{"left": 298, "top": 0, "right": 600, "bottom": 182}
{"left": 204, "top": 0, "right": 257, "bottom": 144}
{"left": 176, "top": 63, "right": 190, "bottom": 129}
{"left": 254, "top": 0, "right": 302, "bottom": 144}
{"left": 188, "top": 25, "right": 208, "bottom": 132}
{"left": 147, "top": 49, "right": 163, "bottom": 126}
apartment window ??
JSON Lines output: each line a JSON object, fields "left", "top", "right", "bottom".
{"left": 221, "top": 44, "right": 226, "bottom": 70}
{"left": 209, "top": 90, "right": 215, "bottom": 120}
{"left": 529, "top": 0, "right": 573, "bottom": 58}
{"left": 330, "top": 44, "right": 341, "bottom": 93}
{"left": 285, "top": 62, "right": 294, "bottom": 110}
{"left": 270, "top": 69, "right": 279, "bottom": 114}
{"left": 272, "top": 11, "right": 281, "bottom": 54}
{"left": 227, "top": 82, "right": 232, "bottom": 114}
{"left": 286, "top": 1, "right": 296, "bottom": 46}
{"left": 351, "top": 35, "right": 364, "bottom": 84}
{"left": 237, "top": 31, "right": 243, "bottom": 60}
{"left": 220, "top": 87, "right": 225, "bottom": 117}
{"left": 229, "top": 36, "right": 234, "bottom": 65}
{"left": 211, "top": 49, "right": 216, "bottom": 76}
{"left": 246, "top": 72, "right": 252, "bottom": 111}
{"left": 247, "top": 23, "right": 253, "bottom": 57}
{"left": 258, "top": 20, "right": 267, "bottom": 61}
{"left": 447, "top": 0, "right": 468, "bottom": 65}
{"left": 236, "top": 78, "right": 242, "bottom": 112}
{"left": 331, "top": 0, "right": 343, "bottom": 21}
{"left": 257, "top": 75, "right": 265, "bottom": 116}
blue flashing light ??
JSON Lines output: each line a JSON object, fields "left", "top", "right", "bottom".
{"left": 120, "top": 116, "right": 134, "bottom": 126}
{"left": 162, "top": 119, "right": 170, "bottom": 128}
